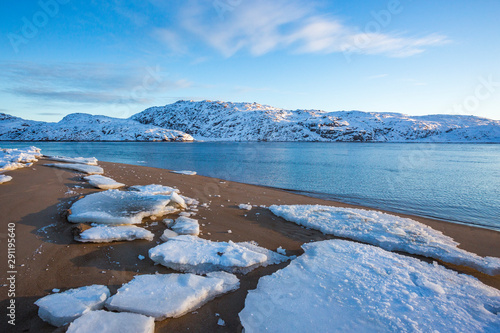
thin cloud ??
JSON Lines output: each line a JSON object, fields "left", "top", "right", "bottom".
{"left": 160, "top": 0, "right": 449, "bottom": 58}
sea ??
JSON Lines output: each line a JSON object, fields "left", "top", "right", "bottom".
{"left": 3, "top": 142, "right": 499, "bottom": 231}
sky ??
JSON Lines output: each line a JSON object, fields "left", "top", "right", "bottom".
{"left": 1, "top": 0, "right": 499, "bottom": 122}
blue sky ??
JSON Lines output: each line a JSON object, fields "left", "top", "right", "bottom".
{"left": 1, "top": 0, "right": 499, "bottom": 122}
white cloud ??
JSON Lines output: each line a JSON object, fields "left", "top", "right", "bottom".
{"left": 158, "top": 0, "right": 448, "bottom": 58}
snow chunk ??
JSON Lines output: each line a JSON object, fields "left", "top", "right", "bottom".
{"left": 129, "top": 184, "right": 179, "bottom": 195}
{"left": 238, "top": 204, "right": 252, "bottom": 210}
{"left": 171, "top": 170, "right": 197, "bottom": 175}
{"left": 76, "top": 225, "right": 154, "bottom": 243}
{"left": 105, "top": 273, "right": 239, "bottom": 321}
{"left": 149, "top": 235, "right": 289, "bottom": 274}
{"left": 171, "top": 216, "right": 200, "bottom": 236}
{"left": 68, "top": 190, "right": 171, "bottom": 224}
{"left": 239, "top": 240, "right": 500, "bottom": 333}
{"left": 270, "top": 205, "right": 500, "bottom": 275}
{"left": 35, "top": 285, "right": 110, "bottom": 327}
{"left": 84, "top": 175, "right": 124, "bottom": 189}
{"left": 67, "top": 310, "right": 154, "bottom": 333}
{"left": 160, "top": 229, "right": 179, "bottom": 241}
{"left": 46, "top": 163, "right": 104, "bottom": 175}
{"left": 0, "top": 174, "right": 12, "bottom": 184}
{"left": 45, "top": 155, "right": 98, "bottom": 165}
{"left": 0, "top": 146, "right": 42, "bottom": 172}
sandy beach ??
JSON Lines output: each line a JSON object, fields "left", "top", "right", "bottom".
{"left": 1, "top": 158, "right": 499, "bottom": 332}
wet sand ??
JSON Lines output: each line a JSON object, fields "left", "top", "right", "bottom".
{"left": 1, "top": 158, "right": 499, "bottom": 332}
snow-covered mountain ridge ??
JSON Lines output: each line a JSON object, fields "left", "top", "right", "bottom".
{"left": 1, "top": 100, "right": 498, "bottom": 142}
{"left": 131, "top": 100, "right": 500, "bottom": 142}
{"left": 0, "top": 113, "right": 194, "bottom": 141}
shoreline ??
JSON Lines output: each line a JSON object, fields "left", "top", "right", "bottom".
{"left": 1, "top": 158, "right": 499, "bottom": 331}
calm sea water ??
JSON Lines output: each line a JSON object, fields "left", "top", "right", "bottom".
{"left": 3, "top": 142, "right": 499, "bottom": 231}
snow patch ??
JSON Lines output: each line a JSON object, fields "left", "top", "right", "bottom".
{"left": 149, "top": 235, "right": 289, "bottom": 274}
{"left": 105, "top": 273, "right": 239, "bottom": 321}
{"left": 239, "top": 240, "right": 500, "bottom": 332}
{"left": 270, "top": 204, "right": 500, "bottom": 275}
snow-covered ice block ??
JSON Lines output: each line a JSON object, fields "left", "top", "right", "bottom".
{"left": 46, "top": 163, "right": 104, "bottom": 175}
{"left": 67, "top": 310, "right": 154, "bottom": 333}
{"left": 45, "top": 155, "right": 98, "bottom": 165}
{"left": 240, "top": 240, "right": 500, "bottom": 333}
{"left": 129, "top": 184, "right": 179, "bottom": 195}
{"left": 270, "top": 204, "right": 500, "bottom": 275}
{"left": 180, "top": 195, "right": 199, "bottom": 206}
{"left": 171, "top": 216, "right": 200, "bottom": 236}
{"left": 68, "top": 190, "right": 171, "bottom": 224}
{"left": 238, "top": 204, "right": 252, "bottom": 210}
{"left": 35, "top": 285, "right": 110, "bottom": 327}
{"left": 0, "top": 174, "right": 12, "bottom": 184}
{"left": 105, "top": 273, "right": 239, "bottom": 321}
{"left": 160, "top": 229, "right": 179, "bottom": 241}
{"left": 76, "top": 225, "right": 154, "bottom": 243}
{"left": 84, "top": 175, "right": 125, "bottom": 189}
{"left": 149, "top": 235, "right": 289, "bottom": 274}
{"left": 0, "top": 146, "right": 42, "bottom": 171}
{"left": 171, "top": 170, "right": 197, "bottom": 175}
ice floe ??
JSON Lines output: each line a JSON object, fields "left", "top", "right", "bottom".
{"left": 84, "top": 175, "right": 125, "bottom": 189}
{"left": 75, "top": 225, "right": 154, "bottom": 243}
{"left": 45, "top": 155, "right": 98, "bottom": 165}
{"left": 160, "top": 229, "right": 179, "bottom": 241}
{"left": 0, "top": 174, "right": 12, "bottom": 184}
{"left": 238, "top": 204, "right": 252, "bottom": 210}
{"left": 239, "top": 240, "right": 500, "bottom": 333}
{"left": 68, "top": 190, "right": 173, "bottom": 224}
{"left": 105, "top": 272, "right": 239, "bottom": 321}
{"left": 0, "top": 146, "right": 41, "bottom": 172}
{"left": 35, "top": 285, "right": 110, "bottom": 327}
{"left": 129, "top": 184, "right": 179, "bottom": 195}
{"left": 67, "top": 310, "right": 154, "bottom": 333}
{"left": 171, "top": 170, "right": 197, "bottom": 175}
{"left": 149, "top": 235, "right": 289, "bottom": 274}
{"left": 270, "top": 204, "right": 500, "bottom": 275}
{"left": 46, "top": 163, "right": 104, "bottom": 175}
{"left": 171, "top": 216, "right": 200, "bottom": 236}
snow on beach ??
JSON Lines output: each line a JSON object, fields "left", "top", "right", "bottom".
{"left": 67, "top": 310, "right": 155, "bottom": 333}
{"left": 270, "top": 205, "right": 500, "bottom": 275}
{"left": 68, "top": 190, "right": 175, "bottom": 224}
{"left": 83, "top": 175, "right": 125, "bottom": 189}
{"left": 35, "top": 285, "right": 110, "bottom": 327}
{"left": 75, "top": 225, "right": 154, "bottom": 243}
{"left": 149, "top": 235, "right": 289, "bottom": 274}
{"left": 46, "top": 163, "right": 104, "bottom": 175}
{"left": 45, "top": 155, "right": 98, "bottom": 165}
{"left": 105, "top": 272, "right": 239, "bottom": 321}
{"left": 239, "top": 240, "right": 500, "bottom": 333}
{"left": 0, "top": 146, "right": 41, "bottom": 172}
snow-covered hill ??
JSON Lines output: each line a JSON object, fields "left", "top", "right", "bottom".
{"left": 131, "top": 100, "right": 500, "bottom": 142}
{"left": 0, "top": 113, "right": 194, "bottom": 141}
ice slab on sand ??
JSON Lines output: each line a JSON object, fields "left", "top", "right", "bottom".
{"left": 0, "top": 146, "right": 42, "bottom": 172}
{"left": 76, "top": 225, "right": 154, "bottom": 243}
{"left": 238, "top": 204, "right": 252, "bottom": 210}
{"left": 84, "top": 175, "right": 124, "bottom": 189}
{"left": 171, "top": 216, "right": 200, "bottom": 236}
{"left": 45, "top": 155, "right": 98, "bottom": 165}
{"left": 240, "top": 240, "right": 500, "bottom": 333}
{"left": 105, "top": 272, "right": 239, "bottom": 321}
{"left": 129, "top": 184, "right": 179, "bottom": 195}
{"left": 171, "top": 170, "right": 197, "bottom": 175}
{"left": 160, "top": 229, "right": 179, "bottom": 241}
{"left": 0, "top": 174, "right": 12, "bottom": 184}
{"left": 270, "top": 204, "right": 500, "bottom": 275}
{"left": 68, "top": 190, "right": 172, "bottom": 224}
{"left": 67, "top": 310, "right": 154, "bottom": 333}
{"left": 35, "top": 285, "right": 110, "bottom": 327}
{"left": 149, "top": 235, "right": 289, "bottom": 274}
{"left": 46, "top": 163, "right": 104, "bottom": 175}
